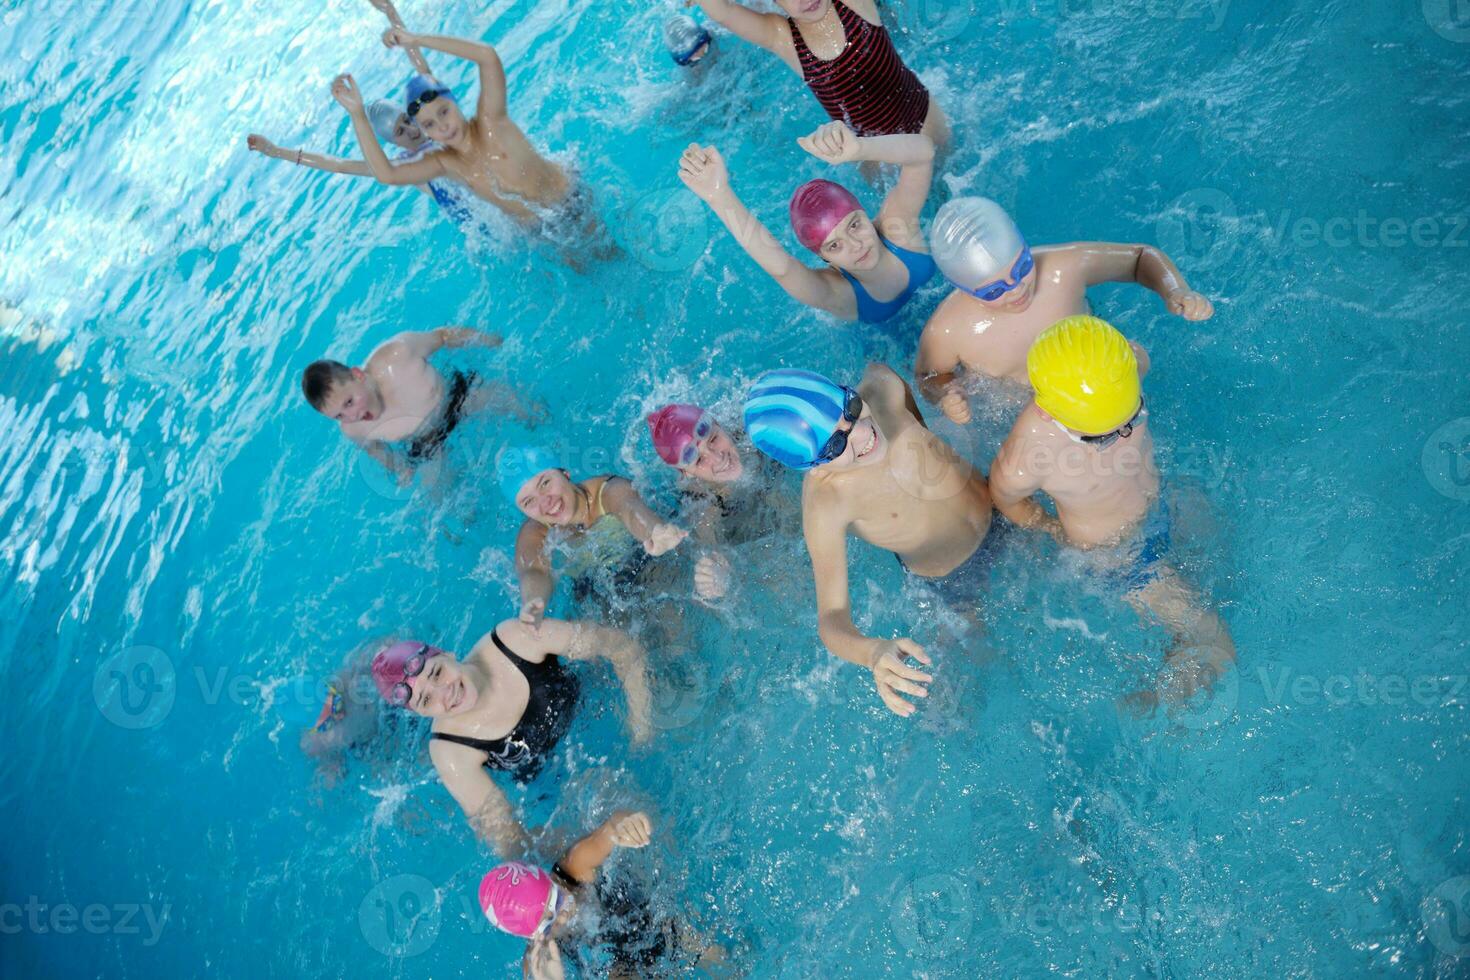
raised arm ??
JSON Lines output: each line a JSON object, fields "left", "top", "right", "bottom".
{"left": 366, "top": 0, "right": 433, "bottom": 75}
{"left": 797, "top": 123, "right": 935, "bottom": 247}
{"left": 1073, "top": 241, "right": 1214, "bottom": 320}
{"left": 513, "top": 520, "right": 555, "bottom": 630}
{"left": 678, "top": 144, "right": 853, "bottom": 318}
{"left": 556, "top": 811, "right": 653, "bottom": 884}
{"left": 430, "top": 745, "right": 532, "bottom": 857}
{"left": 385, "top": 29, "right": 508, "bottom": 119}
{"left": 913, "top": 313, "right": 972, "bottom": 425}
{"left": 598, "top": 478, "right": 687, "bottom": 556}
{"left": 247, "top": 135, "right": 375, "bottom": 177}
{"left": 499, "top": 618, "right": 652, "bottom": 745}
{"left": 687, "top": 0, "right": 793, "bottom": 62}
{"left": 396, "top": 326, "right": 505, "bottom": 358}
{"left": 331, "top": 74, "right": 448, "bottom": 187}
{"left": 987, "top": 416, "right": 1057, "bottom": 534}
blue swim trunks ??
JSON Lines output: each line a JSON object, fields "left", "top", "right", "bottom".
{"left": 899, "top": 520, "right": 1010, "bottom": 605}
{"left": 1108, "top": 499, "right": 1172, "bottom": 594}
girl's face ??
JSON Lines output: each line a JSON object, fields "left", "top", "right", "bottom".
{"left": 818, "top": 210, "right": 881, "bottom": 274}
{"left": 682, "top": 422, "right": 744, "bottom": 484}
{"left": 404, "top": 655, "right": 479, "bottom": 718}
{"left": 414, "top": 96, "right": 468, "bottom": 146}
{"left": 389, "top": 113, "right": 426, "bottom": 151}
{"left": 517, "top": 469, "right": 580, "bottom": 526}
{"left": 778, "top": 0, "right": 832, "bottom": 23}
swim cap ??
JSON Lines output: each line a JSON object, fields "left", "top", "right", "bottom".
{"left": 744, "top": 369, "right": 848, "bottom": 470}
{"left": 274, "top": 675, "right": 331, "bottom": 730}
{"left": 789, "top": 180, "right": 864, "bottom": 252}
{"left": 930, "top": 197, "right": 1027, "bottom": 294}
{"left": 404, "top": 74, "right": 453, "bottom": 113}
{"left": 367, "top": 100, "right": 402, "bottom": 142}
{"left": 479, "top": 863, "right": 556, "bottom": 938}
{"left": 496, "top": 445, "right": 560, "bottom": 507}
{"left": 664, "top": 14, "right": 712, "bottom": 65}
{"left": 370, "top": 640, "right": 444, "bottom": 705}
{"left": 1027, "top": 316, "right": 1142, "bottom": 435}
{"left": 646, "top": 404, "right": 707, "bottom": 466}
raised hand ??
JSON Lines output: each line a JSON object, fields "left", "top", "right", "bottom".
{"left": 870, "top": 637, "right": 932, "bottom": 717}
{"left": 1166, "top": 288, "right": 1214, "bottom": 321}
{"left": 605, "top": 811, "right": 653, "bottom": 848}
{"left": 939, "top": 388, "right": 971, "bottom": 425}
{"left": 643, "top": 523, "right": 688, "bottom": 557}
{"left": 246, "top": 134, "right": 278, "bottom": 156}
{"left": 524, "top": 937, "right": 566, "bottom": 980}
{"left": 382, "top": 25, "right": 416, "bottom": 49}
{"left": 797, "top": 121, "right": 861, "bottom": 165}
{"left": 677, "top": 144, "right": 731, "bottom": 204}
{"left": 519, "top": 597, "right": 546, "bottom": 632}
{"left": 330, "top": 74, "right": 364, "bottom": 113}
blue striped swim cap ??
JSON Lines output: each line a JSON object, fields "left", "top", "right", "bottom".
{"left": 743, "top": 369, "right": 849, "bottom": 470}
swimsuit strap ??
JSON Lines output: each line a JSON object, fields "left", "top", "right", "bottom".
{"left": 789, "top": 0, "right": 861, "bottom": 68}
{"left": 838, "top": 236, "right": 936, "bottom": 323}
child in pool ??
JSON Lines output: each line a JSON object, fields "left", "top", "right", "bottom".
{"left": 917, "top": 196, "right": 1214, "bottom": 424}
{"left": 331, "top": 23, "right": 599, "bottom": 240}
{"left": 274, "top": 663, "right": 377, "bottom": 786}
{"left": 987, "top": 316, "right": 1236, "bottom": 710}
{"left": 664, "top": 13, "right": 715, "bottom": 69}
{"left": 678, "top": 122, "right": 937, "bottom": 325}
{"left": 687, "top": 0, "right": 948, "bottom": 146}
{"left": 645, "top": 403, "right": 800, "bottom": 600}
{"left": 497, "top": 447, "right": 689, "bottom": 625}
{"left": 744, "top": 367, "right": 995, "bottom": 717}
{"left": 301, "top": 327, "right": 535, "bottom": 480}
{"left": 478, "top": 811, "right": 723, "bottom": 978}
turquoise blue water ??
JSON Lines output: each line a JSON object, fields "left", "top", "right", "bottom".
{"left": 3, "top": 0, "right": 1469, "bottom": 975}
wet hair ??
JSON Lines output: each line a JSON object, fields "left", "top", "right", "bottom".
{"left": 301, "top": 360, "right": 355, "bottom": 410}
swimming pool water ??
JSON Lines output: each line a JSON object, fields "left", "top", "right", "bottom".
{"left": 2, "top": 0, "right": 1468, "bottom": 976}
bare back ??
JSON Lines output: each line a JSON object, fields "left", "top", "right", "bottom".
{"left": 339, "top": 337, "right": 446, "bottom": 443}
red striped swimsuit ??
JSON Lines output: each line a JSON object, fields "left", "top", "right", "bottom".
{"left": 789, "top": 0, "right": 930, "bottom": 137}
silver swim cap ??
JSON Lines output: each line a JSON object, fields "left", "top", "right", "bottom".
{"left": 367, "top": 100, "right": 402, "bottom": 142}
{"left": 930, "top": 197, "right": 1027, "bottom": 292}
{"left": 664, "top": 14, "right": 712, "bottom": 65}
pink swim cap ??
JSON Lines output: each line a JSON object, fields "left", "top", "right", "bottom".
{"left": 479, "top": 862, "right": 555, "bottom": 938}
{"left": 790, "top": 179, "right": 863, "bottom": 252}
{"left": 370, "top": 640, "right": 444, "bottom": 705}
{"left": 646, "top": 404, "right": 707, "bottom": 466}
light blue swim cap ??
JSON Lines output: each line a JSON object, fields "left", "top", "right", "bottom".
{"left": 367, "top": 100, "right": 403, "bottom": 142}
{"left": 274, "top": 676, "right": 331, "bottom": 730}
{"left": 744, "top": 369, "right": 848, "bottom": 470}
{"left": 496, "top": 445, "right": 560, "bottom": 507}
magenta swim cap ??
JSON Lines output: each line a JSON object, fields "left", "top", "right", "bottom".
{"left": 790, "top": 179, "right": 863, "bottom": 252}
{"left": 479, "top": 862, "right": 556, "bottom": 938}
{"left": 646, "top": 404, "right": 707, "bottom": 466}
{"left": 370, "top": 641, "right": 444, "bottom": 706}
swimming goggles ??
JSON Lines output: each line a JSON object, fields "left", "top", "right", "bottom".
{"left": 310, "top": 683, "right": 346, "bottom": 733}
{"left": 389, "top": 644, "right": 433, "bottom": 707}
{"left": 676, "top": 415, "right": 715, "bottom": 468}
{"left": 814, "top": 388, "right": 865, "bottom": 465}
{"left": 532, "top": 882, "right": 569, "bottom": 939}
{"left": 406, "top": 88, "right": 447, "bottom": 119}
{"left": 1055, "top": 398, "right": 1146, "bottom": 450}
{"left": 964, "top": 245, "right": 1035, "bottom": 302}
{"left": 673, "top": 32, "right": 712, "bottom": 66}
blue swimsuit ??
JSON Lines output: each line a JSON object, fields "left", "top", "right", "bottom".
{"left": 838, "top": 237, "right": 937, "bottom": 323}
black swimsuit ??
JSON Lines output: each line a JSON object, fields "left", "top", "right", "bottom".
{"left": 404, "top": 369, "right": 476, "bottom": 462}
{"left": 429, "top": 631, "right": 579, "bottom": 783}
{"left": 551, "top": 864, "right": 691, "bottom": 977}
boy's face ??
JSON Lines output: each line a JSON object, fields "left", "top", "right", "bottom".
{"left": 819, "top": 402, "right": 885, "bottom": 472}
{"left": 415, "top": 97, "right": 467, "bottom": 145}
{"left": 517, "top": 469, "right": 579, "bottom": 526}
{"left": 682, "top": 422, "right": 744, "bottom": 484}
{"left": 320, "top": 371, "right": 376, "bottom": 424}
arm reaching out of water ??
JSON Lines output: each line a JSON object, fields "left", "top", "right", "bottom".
{"left": 678, "top": 144, "right": 852, "bottom": 317}
{"left": 1072, "top": 241, "right": 1214, "bottom": 321}
{"left": 987, "top": 420, "right": 1063, "bottom": 539}
{"left": 513, "top": 520, "right": 555, "bottom": 631}
{"left": 597, "top": 478, "right": 688, "bottom": 556}
{"left": 396, "top": 327, "right": 505, "bottom": 358}
{"left": 501, "top": 619, "right": 653, "bottom": 745}
{"left": 557, "top": 811, "right": 654, "bottom": 884}
{"left": 686, "top": 0, "right": 794, "bottom": 65}
{"left": 802, "top": 488, "right": 932, "bottom": 716}
{"left": 247, "top": 135, "right": 373, "bottom": 176}
{"left": 797, "top": 122, "right": 935, "bottom": 248}
{"left": 385, "top": 28, "right": 509, "bottom": 120}
{"left": 429, "top": 742, "right": 532, "bottom": 857}
{"left": 332, "top": 73, "right": 448, "bottom": 187}
{"left": 366, "top": 0, "right": 433, "bottom": 75}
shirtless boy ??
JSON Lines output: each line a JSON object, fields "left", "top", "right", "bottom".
{"left": 743, "top": 366, "right": 993, "bottom": 717}
{"left": 917, "top": 196, "right": 1213, "bottom": 424}
{"left": 301, "top": 327, "right": 521, "bottom": 478}
{"left": 988, "top": 316, "right": 1235, "bottom": 709}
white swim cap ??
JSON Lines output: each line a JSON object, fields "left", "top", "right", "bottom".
{"left": 930, "top": 197, "right": 1027, "bottom": 292}
{"left": 367, "top": 100, "right": 402, "bottom": 142}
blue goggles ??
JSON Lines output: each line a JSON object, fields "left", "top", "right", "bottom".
{"left": 673, "top": 30, "right": 712, "bottom": 66}
{"left": 960, "top": 245, "right": 1035, "bottom": 302}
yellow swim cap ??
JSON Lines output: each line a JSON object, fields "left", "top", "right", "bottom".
{"left": 1027, "top": 315, "right": 1141, "bottom": 435}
